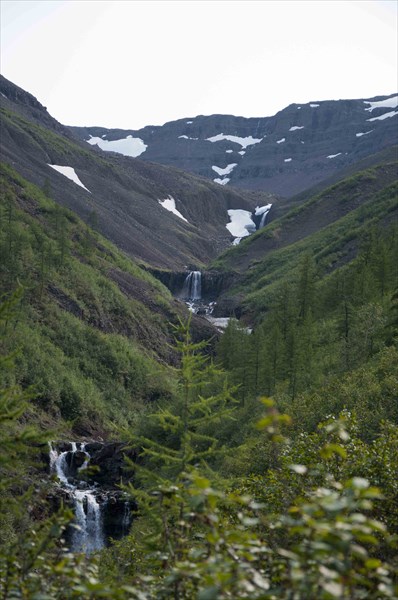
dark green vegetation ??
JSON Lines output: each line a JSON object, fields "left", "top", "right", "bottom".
{"left": 0, "top": 163, "right": 187, "bottom": 433}
{"left": 215, "top": 222, "right": 398, "bottom": 406}
{"left": 1, "top": 156, "right": 398, "bottom": 597}
{"left": 1, "top": 318, "right": 398, "bottom": 598}
{"left": 1, "top": 76, "right": 397, "bottom": 599}
{"left": 212, "top": 161, "right": 398, "bottom": 315}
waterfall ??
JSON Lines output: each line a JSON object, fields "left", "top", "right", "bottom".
{"left": 255, "top": 203, "right": 272, "bottom": 229}
{"left": 49, "top": 442, "right": 105, "bottom": 554}
{"left": 259, "top": 211, "right": 268, "bottom": 228}
{"left": 72, "top": 490, "right": 104, "bottom": 554}
{"left": 181, "top": 271, "right": 202, "bottom": 301}
{"left": 122, "top": 501, "right": 131, "bottom": 535}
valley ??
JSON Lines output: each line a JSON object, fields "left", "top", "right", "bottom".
{"left": 1, "top": 75, "right": 397, "bottom": 598}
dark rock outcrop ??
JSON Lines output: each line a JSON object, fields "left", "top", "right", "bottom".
{"left": 88, "top": 442, "right": 137, "bottom": 486}
{"left": 150, "top": 269, "right": 235, "bottom": 301}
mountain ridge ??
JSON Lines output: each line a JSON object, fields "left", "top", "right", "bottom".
{"left": 69, "top": 93, "right": 397, "bottom": 197}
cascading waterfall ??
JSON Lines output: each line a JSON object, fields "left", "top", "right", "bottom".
{"left": 49, "top": 442, "right": 105, "bottom": 554}
{"left": 72, "top": 490, "right": 104, "bottom": 554}
{"left": 181, "top": 270, "right": 202, "bottom": 301}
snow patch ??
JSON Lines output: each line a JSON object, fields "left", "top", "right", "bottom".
{"left": 289, "top": 126, "right": 304, "bottom": 131}
{"left": 186, "top": 120, "right": 193, "bottom": 124}
{"left": 276, "top": 137, "right": 285, "bottom": 144}
{"left": 158, "top": 195, "right": 188, "bottom": 222}
{"left": 226, "top": 149, "right": 233, "bottom": 153}
{"left": 178, "top": 135, "right": 198, "bottom": 140}
{"left": 310, "top": 103, "right": 320, "bottom": 108}
{"left": 363, "top": 95, "right": 398, "bottom": 112}
{"left": 212, "top": 163, "right": 237, "bottom": 176}
{"left": 297, "top": 106, "right": 301, "bottom": 110}
{"left": 0, "top": 92, "right": 7, "bottom": 98}
{"left": 238, "top": 150, "right": 246, "bottom": 155}
{"left": 327, "top": 153, "right": 342, "bottom": 159}
{"left": 226, "top": 209, "right": 256, "bottom": 238}
{"left": 86, "top": 135, "right": 147, "bottom": 157}
{"left": 47, "top": 164, "right": 91, "bottom": 193}
{"left": 206, "top": 133, "right": 263, "bottom": 149}
{"left": 356, "top": 130, "right": 373, "bottom": 137}
{"left": 366, "top": 110, "right": 398, "bottom": 122}
{"left": 214, "top": 178, "right": 230, "bottom": 185}
{"left": 284, "top": 158, "right": 292, "bottom": 163}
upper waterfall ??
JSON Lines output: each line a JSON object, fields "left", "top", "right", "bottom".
{"left": 255, "top": 203, "right": 273, "bottom": 229}
{"left": 181, "top": 271, "right": 202, "bottom": 301}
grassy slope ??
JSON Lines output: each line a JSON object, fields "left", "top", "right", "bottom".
{"left": 0, "top": 163, "right": 193, "bottom": 436}
{"left": 210, "top": 162, "right": 398, "bottom": 317}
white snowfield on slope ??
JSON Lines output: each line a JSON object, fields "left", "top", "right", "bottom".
{"left": 47, "top": 164, "right": 91, "bottom": 193}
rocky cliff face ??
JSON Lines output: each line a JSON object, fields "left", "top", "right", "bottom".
{"left": 70, "top": 94, "right": 397, "bottom": 197}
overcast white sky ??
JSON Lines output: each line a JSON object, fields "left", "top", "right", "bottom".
{"left": 1, "top": 0, "right": 397, "bottom": 129}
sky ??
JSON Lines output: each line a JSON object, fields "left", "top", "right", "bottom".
{"left": 1, "top": 0, "right": 397, "bottom": 130}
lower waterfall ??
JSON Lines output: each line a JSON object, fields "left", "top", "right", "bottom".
{"left": 49, "top": 442, "right": 105, "bottom": 554}
{"left": 72, "top": 490, "right": 104, "bottom": 554}
{"left": 122, "top": 501, "right": 131, "bottom": 536}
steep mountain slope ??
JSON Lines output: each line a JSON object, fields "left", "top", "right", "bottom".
{"left": 0, "top": 164, "right": 220, "bottom": 435}
{"left": 0, "top": 76, "right": 274, "bottom": 271}
{"left": 209, "top": 160, "right": 398, "bottom": 318}
{"left": 70, "top": 94, "right": 397, "bottom": 197}
{"left": 269, "top": 145, "right": 398, "bottom": 221}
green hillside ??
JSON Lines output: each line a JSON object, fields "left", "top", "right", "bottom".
{"left": 1, "top": 133, "right": 397, "bottom": 598}
{"left": 211, "top": 162, "right": 398, "bottom": 317}
{"left": 0, "top": 163, "right": 187, "bottom": 434}
{"left": 205, "top": 161, "right": 398, "bottom": 418}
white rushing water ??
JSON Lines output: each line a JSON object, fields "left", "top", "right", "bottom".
{"left": 122, "top": 501, "right": 131, "bottom": 536}
{"left": 181, "top": 271, "right": 202, "bottom": 301}
{"left": 49, "top": 442, "right": 105, "bottom": 554}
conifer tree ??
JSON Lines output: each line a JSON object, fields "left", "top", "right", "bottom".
{"left": 122, "top": 318, "right": 238, "bottom": 578}
{"left": 128, "top": 318, "right": 237, "bottom": 484}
